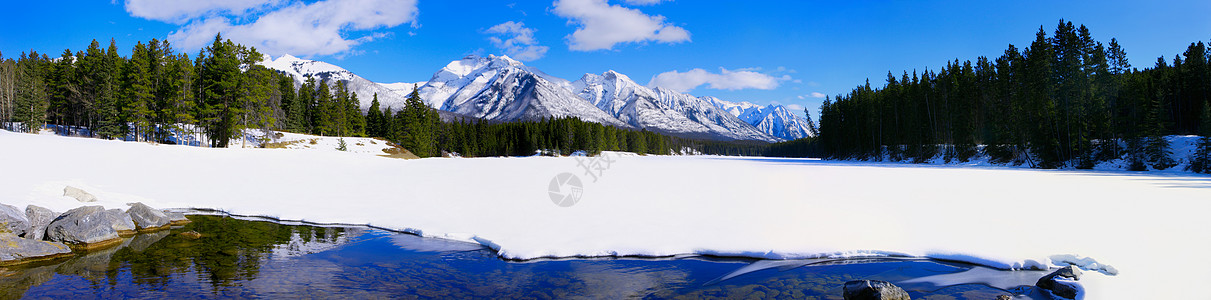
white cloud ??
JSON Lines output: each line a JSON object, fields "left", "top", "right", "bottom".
{"left": 796, "top": 92, "right": 826, "bottom": 100}
{"left": 485, "top": 21, "right": 549, "bottom": 61}
{"left": 648, "top": 67, "right": 785, "bottom": 93}
{"left": 125, "top": 0, "right": 285, "bottom": 24}
{"left": 133, "top": 0, "right": 418, "bottom": 57}
{"left": 622, "top": 0, "right": 668, "bottom": 5}
{"left": 786, "top": 104, "right": 805, "bottom": 111}
{"left": 552, "top": 0, "right": 690, "bottom": 51}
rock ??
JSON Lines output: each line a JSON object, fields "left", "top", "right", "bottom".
{"left": 45, "top": 206, "right": 122, "bottom": 249}
{"left": 104, "top": 209, "right": 137, "bottom": 236}
{"left": 63, "top": 186, "right": 97, "bottom": 202}
{"left": 0, "top": 203, "right": 31, "bottom": 237}
{"left": 24, "top": 205, "right": 58, "bottom": 240}
{"left": 0, "top": 232, "right": 73, "bottom": 266}
{"left": 995, "top": 295, "right": 1011, "bottom": 300}
{"left": 843, "top": 280, "right": 911, "bottom": 300}
{"left": 1036, "top": 266, "right": 1083, "bottom": 299}
{"left": 178, "top": 231, "right": 202, "bottom": 239}
{"left": 126, "top": 202, "right": 170, "bottom": 231}
{"left": 164, "top": 210, "right": 191, "bottom": 225}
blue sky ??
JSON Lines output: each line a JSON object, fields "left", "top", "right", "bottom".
{"left": 2, "top": 0, "right": 1209, "bottom": 116}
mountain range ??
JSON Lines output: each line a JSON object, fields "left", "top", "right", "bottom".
{"left": 260, "top": 54, "right": 813, "bottom": 142}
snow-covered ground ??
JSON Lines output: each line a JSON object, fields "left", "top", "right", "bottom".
{"left": 2, "top": 130, "right": 1209, "bottom": 299}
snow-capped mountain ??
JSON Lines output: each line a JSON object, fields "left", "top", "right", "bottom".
{"left": 710, "top": 98, "right": 814, "bottom": 140}
{"left": 415, "top": 55, "right": 630, "bottom": 127}
{"left": 262, "top": 54, "right": 808, "bottom": 142}
{"left": 260, "top": 54, "right": 422, "bottom": 111}
{"left": 571, "top": 70, "right": 777, "bottom": 142}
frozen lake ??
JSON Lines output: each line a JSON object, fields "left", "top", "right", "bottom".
{"left": 4, "top": 130, "right": 1211, "bottom": 298}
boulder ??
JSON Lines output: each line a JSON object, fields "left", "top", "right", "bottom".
{"left": 0, "top": 203, "right": 31, "bottom": 237}
{"left": 63, "top": 186, "right": 97, "bottom": 202}
{"left": 24, "top": 205, "right": 58, "bottom": 240}
{"left": 45, "top": 206, "right": 122, "bottom": 248}
{"left": 1036, "top": 266, "right": 1083, "bottom": 299}
{"left": 127, "top": 202, "right": 171, "bottom": 231}
{"left": 164, "top": 210, "right": 191, "bottom": 225}
{"left": 178, "top": 231, "right": 202, "bottom": 239}
{"left": 843, "top": 280, "right": 911, "bottom": 300}
{"left": 104, "top": 209, "right": 137, "bottom": 236}
{"left": 0, "top": 232, "right": 73, "bottom": 266}
{"left": 995, "top": 295, "right": 1011, "bottom": 300}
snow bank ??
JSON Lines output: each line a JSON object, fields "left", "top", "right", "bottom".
{"left": 2, "top": 130, "right": 1210, "bottom": 299}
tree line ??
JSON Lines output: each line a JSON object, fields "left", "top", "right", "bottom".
{"left": 816, "top": 20, "right": 1211, "bottom": 172}
{"left": 0, "top": 34, "right": 801, "bottom": 158}
{"left": 0, "top": 34, "right": 284, "bottom": 147}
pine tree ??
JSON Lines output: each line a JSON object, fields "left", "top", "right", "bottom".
{"left": 165, "top": 53, "right": 198, "bottom": 144}
{"left": 1187, "top": 104, "right": 1211, "bottom": 173}
{"left": 94, "top": 39, "right": 124, "bottom": 139}
{"left": 277, "top": 75, "right": 297, "bottom": 131}
{"left": 14, "top": 52, "right": 48, "bottom": 133}
{"left": 366, "top": 93, "right": 383, "bottom": 137}
{"left": 399, "top": 85, "right": 438, "bottom": 157}
{"left": 313, "top": 80, "right": 332, "bottom": 135}
{"left": 198, "top": 34, "right": 243, "bottom": 147}
{"left": 121, "top": 42, "right": 155, "bottom": 141}
{"left": 803, "top": 108, "right": 820, "bottom": 137}
{"left": 347, "top": 89, "right": 365, "bottom": 136}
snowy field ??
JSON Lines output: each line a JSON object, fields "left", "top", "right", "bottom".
{"left": 2, "top": 130, "right": 1209, "bottom": 299}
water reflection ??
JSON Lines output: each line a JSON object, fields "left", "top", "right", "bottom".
{"left": 2, "top": 215, "right": 1021, "bottom": 299}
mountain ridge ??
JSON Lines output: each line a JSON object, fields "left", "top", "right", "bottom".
{"left": 261, "top": 54, "right": 811, "bottom": 142}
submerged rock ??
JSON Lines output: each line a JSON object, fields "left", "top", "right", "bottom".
{"left": 45, "top": 206, "right": 122, "bottom": 248}
{"left": 843, "top": 280, "right": 911, "bottom": 300}
{"left": 24, "top": 205, "right": 58, "bottom": 240}
{"left": 104, "top": 209, "right": 137, "bottom": 236}
{"left": 0, "top": 232, "right": 73, "bottom": 266}
{"left": 127, "top": 202, "right": 170, "bottom": 230}
{"left": 178, "top": 231, "right": 202, "bottom": 239}
{"left": 1036, "top": 266, "right": 1083, "bottom": 299}
{"left": 63, "top": 186, "right": 97, "bottom": 202}
{"left": 0, "top": 203, "right": 31, "bottom": 236}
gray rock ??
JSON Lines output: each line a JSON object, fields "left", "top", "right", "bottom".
{"left": 103, "top": 209, "right": 137, "bottom": 235}
{"left": 1036, "top": 266, "right": 1083, "bottom": 299}
{"left": 45, "top": 206, "right": 121, "bottom": 246}
{"left": 24, "top": 205, "right": 58, "bottom": 240}
{"left": 0, "top": 203, "right": 30, "bottom": 237}
{"left": 127, "top": 202, "right": 170, "bottom": 230}
{"left": 63, "top": 186, "right": 97, "bottom": 202}
{"left": 995, "top": 295, "right": 1011, "bottom": 300}
{"left": 164, "top": 210, "right": 190, "bottom": 225}
{"left": 0, "top": 232, "right": 72, "bottom": 265}
{"left": 843, "top": 280, "right": 911, "bottom": 300}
